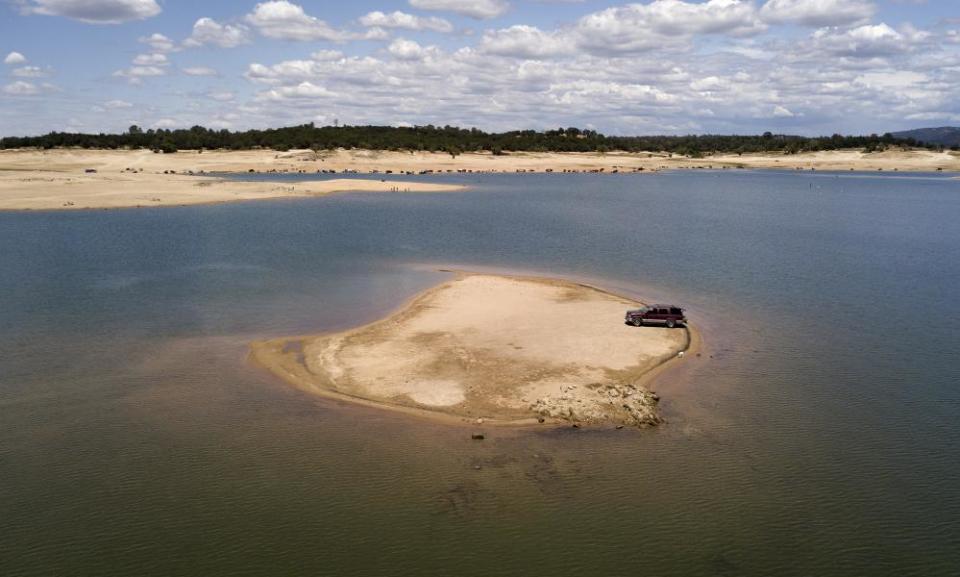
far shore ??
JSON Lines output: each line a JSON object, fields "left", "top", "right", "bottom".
{"left": 1, "top": 147, "right": 957, "bottom": 211}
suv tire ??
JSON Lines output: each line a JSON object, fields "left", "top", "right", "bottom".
{"left": 631, "top": 318, "right": 643, "bottom": 327}
{"left": 666, "top": 319, "right": 676, "bottom": 328}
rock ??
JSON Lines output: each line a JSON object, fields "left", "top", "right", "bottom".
{"left": 471, "top": 433, "right": 485, "bottom": 440}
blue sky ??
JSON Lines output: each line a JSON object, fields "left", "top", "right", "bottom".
{"left": 1, "top": 0, "right": 958, "bottom": 137}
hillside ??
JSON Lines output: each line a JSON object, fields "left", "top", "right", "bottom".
{"left": 891, "top": 127, "right": 960, "bottom": 148}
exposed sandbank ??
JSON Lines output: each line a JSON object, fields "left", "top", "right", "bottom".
{"left": 0, "top": 148, "right": 463, "bottom": 210}
{"left": 4, "top": 147, "right": 954, "bottom": 210}
{"left": 250, "top": 273, "right": 694, "bottom": 427}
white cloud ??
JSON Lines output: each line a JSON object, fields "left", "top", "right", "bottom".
{"left": 4, "top": 52, "right": 27, "bottom": 65}
{"left": 760, "top": 0, "right": 875, "bottom": 27}
{"left": 207, "top": 91, "right": 235, "bottom": 102}
{"left": 182, "top": 66, "right": 219, "bottom": 76}
{"left": 153, "top": 118, "right": 178, "bottom": 129}
{"left": 359, "top": 10, "right": 453, "bottom": 33}
{"left": 812, "top": 23, "right": 913, "bottom": 57}
{"left": 12, "top": 66, "right": 49, "bottom": 78}
{"left": 184, "top": 18, "right": 251, "bottom": 48}
{"left": 132, "top": 53, "right": 168, "bottom": 66}
{"left": 139, "top": 33, "right": 176, "bottom": 53}
{"left": 387, "top": 38, "right": 438, "bottom": 60}
{"left": 257, "top": 81, "right": 337, "bottom": 101}
{"left": 245, "top": 1, "right": 355, "bottom": 42}
{"left": 575, "top": 0, "right": 765, "bottom": 54}
{"left": 21, "top": 0, "right": 161, "bottom": 24}
{"left": 3, "top": 81, "right": 40, "bottom": 95}
{"left": 104, "top": 99, "right": 133, "bottom": 108}
{"left": 408, "top": 0, "right": 509, "bottom": 20}
{"left": 480, "top": 25, "right": 573, "bottom": 58}
{"left": 112, "top": 65, "right": 166, "bottom": 84}
{"left": 773, "top": 104, "right": 795, "bottom": 117}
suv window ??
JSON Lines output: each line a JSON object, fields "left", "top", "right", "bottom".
{"left": 670, "top": 308, "right": 682, "bottom": 315}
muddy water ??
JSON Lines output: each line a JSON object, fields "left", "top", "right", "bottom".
{"left": 1, "top": 170, "right": 959, "bottom": 576}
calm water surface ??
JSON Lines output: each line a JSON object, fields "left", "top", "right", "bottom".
{"left": 1, "top": 170, "right": 958, "bottom": 576}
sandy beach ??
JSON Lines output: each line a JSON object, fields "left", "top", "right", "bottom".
{"left": 251, "top": 273, "right": 693, "bottom": 427}
{"left": 0, "top": 148, "right": 463, "bottom": 210}
{"left": 2, "top": 147, "right": 956, "bottom": 211}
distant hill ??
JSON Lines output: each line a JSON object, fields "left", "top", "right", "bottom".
{"left": 891, "top": 127, "right": 960, "bottom": 147}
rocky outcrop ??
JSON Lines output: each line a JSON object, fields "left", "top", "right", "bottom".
{"left": 529, "top": 382, "right": 662, "bottom": 427}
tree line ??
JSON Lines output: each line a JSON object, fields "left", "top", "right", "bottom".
{"left": 0, "top": 123, "right": 942, "bottom": 155}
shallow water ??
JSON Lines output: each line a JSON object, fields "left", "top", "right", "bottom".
{"left": 1, "top": 170, "right": 959, "bottom": 576}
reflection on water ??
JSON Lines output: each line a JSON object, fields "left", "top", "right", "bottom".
{"left": 1, "top": 171, "right": 959, "bottom": 576}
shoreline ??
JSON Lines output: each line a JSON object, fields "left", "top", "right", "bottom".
{"left": 0, "top": 149, "right": 960, "bottom": 211}
{"left": 249, "top": 271, "right": 699, "bottom": 429}
{"left": 1, "top": 147, "right": 956, "bottom": 211}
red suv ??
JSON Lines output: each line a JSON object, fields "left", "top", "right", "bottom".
{"left": 625, "top": 305, "right": 686, "bottom": 328}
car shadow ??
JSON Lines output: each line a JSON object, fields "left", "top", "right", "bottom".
{"left": 623, "top": 321, "right": 686, "bottom": 329}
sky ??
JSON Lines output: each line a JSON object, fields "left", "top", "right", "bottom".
{"left": 1, "top": 0, "right": 958, "bottom": 137}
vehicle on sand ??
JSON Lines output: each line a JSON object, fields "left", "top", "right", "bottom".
{"left": 625, "top": 305, "right": 686, "bottom": 328}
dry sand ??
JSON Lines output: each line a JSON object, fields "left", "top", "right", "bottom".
{"left": 0, "top": 148, "right": 462, "bottom": 210}
{"left": 3, "top": 147, "right": 955, "bottom": 210}
{"left": 251, "top": 273, "right": 692, "bottom": 427}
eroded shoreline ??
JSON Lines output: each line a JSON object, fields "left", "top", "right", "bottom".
{"left": 250, "top": 272, "right": 698, "bottom": 428}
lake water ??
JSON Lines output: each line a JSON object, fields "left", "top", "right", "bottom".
{"left": 1, "top": 170, "right": 958, "bottom": 576}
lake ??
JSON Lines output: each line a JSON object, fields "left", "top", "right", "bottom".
{"left": 1, "top": 170, "right": 958, "bottom": 576}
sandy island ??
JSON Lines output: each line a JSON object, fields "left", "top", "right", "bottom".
{"left": 3, "top": 147, "right": 955, "bottom": 211}
{"left": 251, "top": 273, "right": 693, "bottom": 428}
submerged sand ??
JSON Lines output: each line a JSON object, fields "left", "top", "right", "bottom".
{"left": 251, "top": 273, "right": 692, "bottom": 427}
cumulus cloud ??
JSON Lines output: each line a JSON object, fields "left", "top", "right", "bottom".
{"left": 359, "top": 10, "right": 453, "bottom": 33}
{"left": 132, "top": 53, "right": 168, "bottom": 66}
{"left": 3, "top": 81, "right": 40, "bottom": 95}
{"left": 773, "top": 104, "right": 795, "bottom": 117}
{"left": 575, "top": 0, "right": 765, "bottom": 54}
{"left": 408, "top": 0, "right": 509, "bottom": 20}
{"left": 760, "top": 0, "right": 875, "bottom": 28}
{"left": 139, "top": 33, "right": 176, "bottom": 53}
{"left": 184, "top": 18, "right": 251, "bottom": 48}
{"left": 112, "top": 64, "right": 165, "bottom": 84}
{"left": 387, "top": 38, "right": 441, "bottom": 60}
{"left": 256, "top": 81, "right": 337, "bottom": 101}
{"left": 811, "top": 23, "right": 916, "bottom": 57}
{"left": 5, "top": 0, "right": 957, "bottom": 136}
{"left": 4, "top": 52, "right": 27, "bottom": 65}
{"left": 11, "top": 66, "right": 49, "bottom": 77}
{"left": 20, "top": 0, "right": 161, "bottom": 24}
{"left": 246, "top": 1, "right": 358, "bottom": 42}
{"left": 480, "top": 25, "right": 573, "bottom": 58}
{"left": 112, "top": 50, "right": 170, "bottom": 83}
{"left": 182, "top": 66, "right": 219, "bottom": 76}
